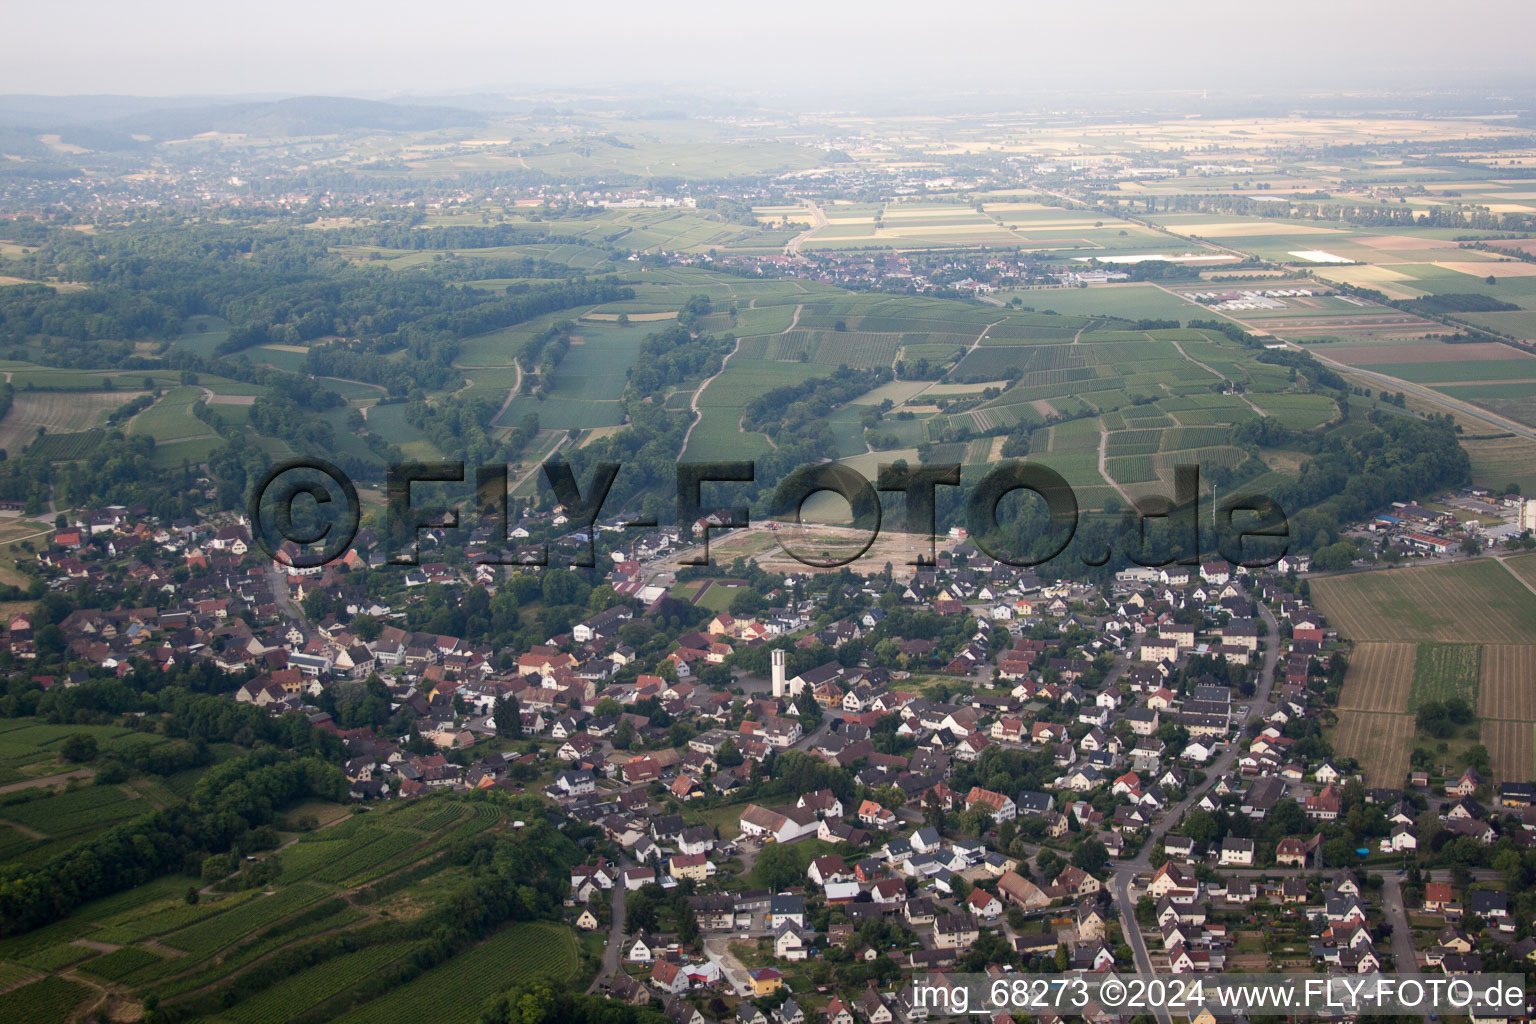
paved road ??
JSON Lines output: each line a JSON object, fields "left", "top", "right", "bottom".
{"left": 587, "top": 861, "right": 631, "bottom": 994}
{"left": 1381, "top": 874, "right": 1431, "bottom": 1024}
{"left": 1109, "top": 600, "right": 1282, "bottom": 1023}
{"left": 1380, "top": 874, "right": 1420, "bottom": 969}
{"left": 1307, "top": 347, "right": 1536, "bottom": 443}
{"left": 784, "top": 202, "right": 828, "bottom": 256}
{"left": 267, "top": 566, "right": 305, "bottom": 623}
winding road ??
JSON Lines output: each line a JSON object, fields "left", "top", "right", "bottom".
{"left": 680, "top": 304, "right": 801, "bottom": 458}
{"left": 784, "top": 202, "right": 828, "bottom": 256}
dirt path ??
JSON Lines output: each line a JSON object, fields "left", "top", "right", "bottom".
{"left": 315, "top": 375, "right": 387, "bottom": 394}
{"left": 509, "top": 434, "right": 570, "bottom": 498}
{"left": 59, "top": 965, "right": 113, "bottom": 1021}
{"left": 680, "top": 337, "right": 744, "bottom": 458}
{"left": 1496, "top": 556, "right": 1536, "bottom": 601}
{"left": 0, "top": 524, "right": 64, "bottom": 549}
{"left": 1165, "top": 332, "right": 1269, "bottom": 418}
{"left": 679, "top": 303, "right": 800, "bottom": 458}
{"left": 70, "top": 939, "right": 122, "bottom": 953}
{"left": 0, "top": 968, "right": 44, "bottom": 995}
{"left": 783, "top": 304, "right": 803, "bottom": 334}
{"left": 908, "top": 316, "right": 1001, "bottom": 403}
{"left": 0, "top": 766, "right": 94, "bottom": 795}
{"left": 490, "top": 360, "right": 523, "bottom": 428}
{"left": 1098, "top": 427, "right": 1138, "bottom": 508}
{"left": 0, "top": 817, "right": 46, "bottom": 839}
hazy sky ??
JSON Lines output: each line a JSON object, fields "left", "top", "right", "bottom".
{"left": 4, "top": 0, "right": 1533, "bottom": 98}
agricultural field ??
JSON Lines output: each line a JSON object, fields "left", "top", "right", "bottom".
{"left": 1331, "top": 710, "right": 1415, "bottom": 788}
{"left": 1406, "top": 643, "right": 1480, "bottom": 710}
{"left": 127, "top": 386, "right": 215, "bottom": 445}
{"left": 1478, "top": 642, "right": 1536, "bottom": 783}
{"left": 709, "top": 306, "right": 1346, "bottom": 507}
{"left": 246, "top": 344, "right": 310, "bottom": 373}
{"left": 0, "top": 719, "right": 140, "bottom": 785}
{"left": 1310, "top": 559, "right": 1536, "bottom": 645}
{"left": 498, "top": 323, "right": 648, "bottom": 430}
{"left": 1316, "top": 560, "right": 1536, "bottom": 784}
{"left": 1335, "top": 643, "right": 1415, "bottom": 713}
{"left": 361, "top": 402, "right": 441, "bottom": 462}
{"left": 0, "top": 390, "right": 145, "bottom": 456}
{"left": 1, "top": 975, "right": 90, "bottom": 1024}
{"left": 992, "top": 283, "right": 1200, "bottom": 321}
{"left": 1506, "top": 552, "right": 1536, "bottom": 591}
{"left": 327, "top": 922, "right": 577, "bottom": 1024}
{"left": 0, "top": 793, "right": 579, "bottom": 1024}
{"left": 172, "top": 315, "right": 232, "bottom": 358}
{"left": 1438, "top": 382, "right": 1536, "bottom": 428}
{"left": 1483, "top": 719, "right": 1536, "bottom": 787}
{"left": 682, "top": 358, "right": 828, "bottom": 462}
{"left": 1479, "top": 645, "right": 1536, "bottom": 722}
{"left": 1461, "top": 435, "right": 1536, "bottom": 496}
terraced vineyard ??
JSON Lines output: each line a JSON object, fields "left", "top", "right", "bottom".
{"left": 329, "top": 923, "right": 578, "bottom": 1024}
{"left": 0, "top": 792, "right": 585, "bottom": 1024}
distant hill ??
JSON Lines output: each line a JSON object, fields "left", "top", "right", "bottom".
{"left": 0, "top": 95, "right": 485, "bottom": 149}
{"left": 115, "top": 95, "right": 486, "bottom": 138}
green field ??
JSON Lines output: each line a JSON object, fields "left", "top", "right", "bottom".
{"left": 127, "top": 386, "right": 212, "bottom": 444}
{"left": 1312, "top": 559, "right": 1536, "bottom": 645}
{"left": 328, "top": 922, "right": 577, "bottom": 1024}
{"left": 1408, "top": 642, "right": 1482, "bottom": 710}
{"left": 1, "top": 975, "right": 90, "bottom": 1024}
{"left": 684, "top": 358, "right": 831, "bottom": 461}
{"left": 0, "top": 792, "right": 567, "bottom": 1023}
{"left": 1365, "top": 358, "right": 1536, "bottom": 384}
{"left": 498, "top": 323, "right": 649, "bottom": 429}
{"left": 173, "top": 315, "right": 232, "bottom": 358}
{"left": 994, "top": 284, "right": 1201, "bottom": 321}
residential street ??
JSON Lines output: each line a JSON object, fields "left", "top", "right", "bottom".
{"left": 1381, "top": 874, "right": 1432, "bottom": 1024}
{"left": 1109, "top": 600, "right": 1282, "bottom": 1024}
{"left": 587, "top": 859, "right": 630, "bottom": 994}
